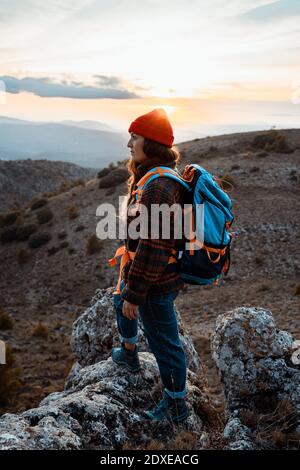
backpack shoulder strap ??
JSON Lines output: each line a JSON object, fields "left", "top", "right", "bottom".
{"left": 133, "top": 166, "right": 192, "bottom": 203}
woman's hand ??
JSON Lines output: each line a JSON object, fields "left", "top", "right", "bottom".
{"left": 122, "top": 300, "right": 139, "bottom": 320}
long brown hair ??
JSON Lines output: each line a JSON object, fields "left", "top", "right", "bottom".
{"left": 126, "top": 138, "right": 180, "bottom": 206}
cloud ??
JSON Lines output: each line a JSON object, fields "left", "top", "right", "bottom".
{"left": 240, "top": 0, "right": 300, "bottom": 21}
{"left": 0, "top": 75, "right": 141, "bottom": 99}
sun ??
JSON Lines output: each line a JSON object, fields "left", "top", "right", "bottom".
{"left": 152, "top": 105, "right": 175, "bottom": 115}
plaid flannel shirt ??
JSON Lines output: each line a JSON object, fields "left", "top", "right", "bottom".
{"left": 121, "top": 173, "right": 186, "bottom": 305}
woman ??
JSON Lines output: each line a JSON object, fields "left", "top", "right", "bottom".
{"left": 110, "top": 108, "right": 190, "bottom": 424}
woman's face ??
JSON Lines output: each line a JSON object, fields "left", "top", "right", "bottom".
{"left": 127, "top": 132, "right": 148, "bottom": 164}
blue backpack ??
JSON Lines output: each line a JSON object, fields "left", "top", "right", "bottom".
{"left": 132, "top": 164, "right": 234, "bottom": 287}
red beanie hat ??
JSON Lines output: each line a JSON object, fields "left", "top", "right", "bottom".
{"left": 128, "top": 108, "right": 174, "bottom": 148}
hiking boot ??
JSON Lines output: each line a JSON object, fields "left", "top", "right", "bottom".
{"left": 144, "top": 392, "right": 190, "bottom": 424}
{"left": 111, "top": 343, "right": 141, "bottom": 373}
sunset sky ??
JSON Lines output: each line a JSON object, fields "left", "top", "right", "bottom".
{"left": 0, "top": 0, "right": 299, "bottom": 142}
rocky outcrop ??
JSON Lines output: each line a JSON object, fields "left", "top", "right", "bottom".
{"left": 1, "top": 294, "right": 299, "bottom": 450}
{"left": 212, "top": 306, "right": 300, "bottom": 450}
{"left": 70, "top": 286, "right": 202, "bottom": 373}
{"left": 0, "top": 287, "right": 209, "bottom": 450}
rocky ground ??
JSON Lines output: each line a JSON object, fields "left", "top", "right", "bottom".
{"left": 0, "top": 291, "right": 299, "bottom": 450}
{"left": 0, "top": 128, "right": 299, "bottom": 447}
{"left": 0, "top": 159, "right": 97, "bottom": 212}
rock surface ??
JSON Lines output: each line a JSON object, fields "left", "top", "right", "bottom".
{"left": 0, "top": 287, "right": 209, "bottom": 450}
{"left": 70, "top": 286, "right": 202, "bottom": 374}
{"left": 212, "top": 306, "right": 300, "bottom": 450}
{"left": 1, "top": 295, "right": 299, "bottom": 450}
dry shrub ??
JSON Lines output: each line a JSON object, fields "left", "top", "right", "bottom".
{"left": 0, "top": 308, "right": 14, "bottom": 330}
{"left": 0, "top": 226, "right": 17, "bottom": 243}
{"left": 59, "top": 241, "right": 69, "bottom": 249}
{"left": 294, "top": 283, "right": 300, "bottom": 295}
{"left": 68, "top": 205, "right": 79, "bottom": 220}
{"left": 30, "top": 198, "right": 48, "bottom": 211}
{"left": 17, "top": 248, "right": 30, "bottom": 264}
{"left": 254, "top": 399, "right": 299, "bottom": 449}
{"left": 98, "top": 168, "right": 128, "bottom": 189}
{"left": 36, "top": 207, "right": 54, "bottom": 225}
{"left": 123, "top": 431, "right": 198, "bottom": 451}
{"left": 97, "top": 168, "right": 110, "bottom": 179}
{"left": 58, "top": 179, "right": 85, "bottom": 194}
{"left": 32, "top": 321, "right": 49, "bottom": 339}
{"left": 16, "top": 223, "right": 38, "bottom": 241}
{"left": 28, "top": 232, "right": 51, "bottom": 248}
{"left": 252, "top": 130, "right": 292, "bottom": 154}
{"left": 75, "top": 224, "right": 85, "bottom": 232}
{"left": 47, "top": 246, "right": 60, "bottom": 256}
{"left": 57, "top": 230, "right": 67, "bottom": 240}
{"left": 0, "top": 344, "right": 22, "bottom": 407}
{"left": 2, "top": 211, "right": 20, "bottom": 226}
{"left": 86, "top": 234, "right": 103, "bottom": 255}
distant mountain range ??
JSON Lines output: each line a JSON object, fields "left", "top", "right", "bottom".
{"left": 0, "top": 116, "right": 129, "bottom": 169}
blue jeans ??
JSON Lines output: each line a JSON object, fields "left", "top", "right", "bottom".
{"left": 113, "top": 280, "right": 187, "bottom": 399}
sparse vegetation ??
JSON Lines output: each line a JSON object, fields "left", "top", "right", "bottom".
{"left": 0, "top": 344, "right": 21, "bottom": 408}
{"left": 75, "top": 224, "right": 85, "bottom": 232}
{"left": 57, "top": 230, "right": 67, "bottom": 240}
{"left": 16, "top": 223, "right": 38, "bottom": 241}
{"left": 252, "top": 130, "right": 293, "bottom": 154}
{"left": 28, "top": 232, "right": 51, "bottom": 248}
{"left": 1, "top": 211, "right": 20, "bottom": 226}
{"left": 98, "top": 168, "right": 128, "bottom": 189}
{"left": 238, "top": 398, "right": 299, "bottom": 450}
{"left": 254, "top": 256, "right": 263, "bottom": 265}
{"left": 97, "top": 168, "right": 110, "bottom": 179}
{"left": 17, "top": 248, "right": 30, "bottom": 264}
{"left": 230, "top": 164, "right": 240, "bottom": 170}
{"left": 294, "top": 283, "right": 300, "bottom": 296}
{"left": 0, "top": 226, "right": 17, "bottom": 243}
{"left": 68, "top": 204, "right": 79, "bottom": 220}
{"left": 30, "top": 198, "right": 48, "bottom": 211}
{"left": 36, "top": 207, "right": 54, "bottom": 225}
{"left": 86, "top": 234, "right": 103, "bottom": 254}
{"left": 0, "top": 308, "right": 15, "bottom": 330}
{"left": 250, "top": 166, "right": 260, "bottom": 173}
{"left": 32, "top": 321, "right": 49, "bottom": 339}
{"left": 47, "top": 246, "right": 60, "bottom": 256}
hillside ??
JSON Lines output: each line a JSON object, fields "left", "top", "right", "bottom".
{"left": 0, "top": 117, "right": 128, "bottom": 168}
{"left": 0, "top": 128, "right": 299, "bottom": 421}
{"left": 0, "top": 159, "right": 97, "bottom": 212}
